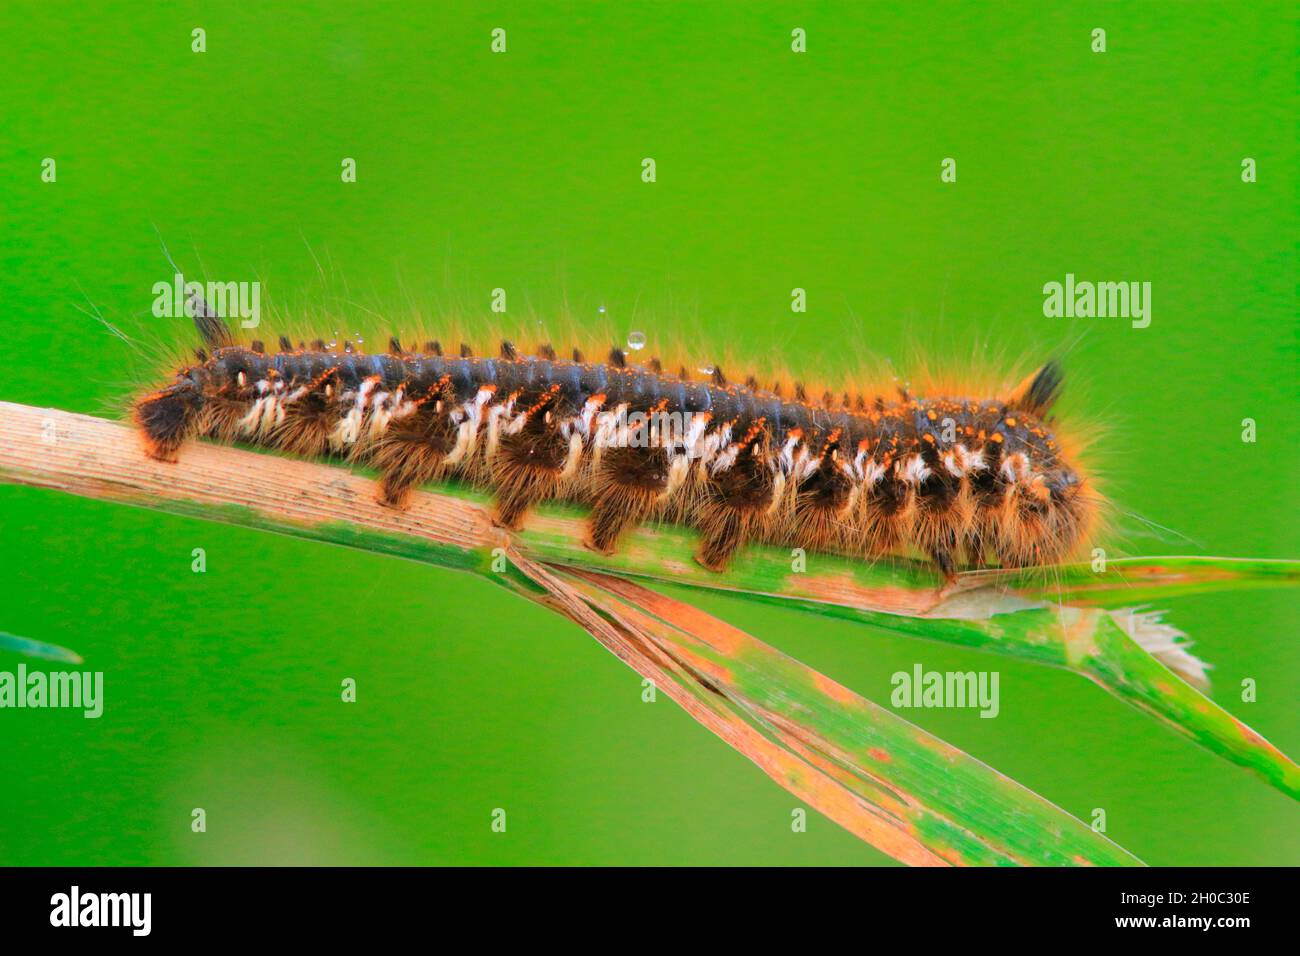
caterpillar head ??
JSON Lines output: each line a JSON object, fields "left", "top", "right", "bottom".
{"left": 133, "top": 312, "right": 234, "bottom": 460}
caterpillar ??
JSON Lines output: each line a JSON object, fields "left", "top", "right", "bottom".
{"left": 134, "top": 315, "right": 1099, "bottom": 578}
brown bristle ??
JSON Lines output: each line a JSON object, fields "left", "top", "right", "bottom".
{"left": 194, "top": 313, "right": 232, "bottom": 350}
{"left": 492, "top": 425, "right": 569, "bottom": 529}
{"left": 586, "top": 448, "right": 669, "bottom": 554}
{"left": 370, "top": 403, "right": 458, "bottom": 508}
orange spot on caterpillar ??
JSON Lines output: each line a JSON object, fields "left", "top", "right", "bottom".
{"left": 524, "top": 383, "right": 562, "bottom": 418}
{"left": 739, "top": 417, "right": 767, "bottom": 446}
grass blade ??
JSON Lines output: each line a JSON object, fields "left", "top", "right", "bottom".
{"left": 969, "top": 557, "right": 1300, "bottom": 607}
{"left": 0, "top": 630, "right": 84, "bottom": 664}
{"left": 1, "top": 404, "right": 1292, "bottom": 802}
{"left": 549, "top": 568, "right": 1142, "bottom": 866}
{"left": 767, "top": 596, "right": 1299, "bottom": 798}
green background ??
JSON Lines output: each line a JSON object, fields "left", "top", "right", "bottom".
{"left": 0, "top": 1, "right": 1295, "bottom": 865}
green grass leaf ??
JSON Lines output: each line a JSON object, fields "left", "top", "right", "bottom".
{"left": 0, "top": 630, "right": 83, "bottom": 664}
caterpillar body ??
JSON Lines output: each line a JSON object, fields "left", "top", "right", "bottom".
{"left": 134, "top": 318, "right": 1098, "bottom": 577}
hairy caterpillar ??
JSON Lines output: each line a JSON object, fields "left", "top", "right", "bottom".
{"left": 134, "top": 315, "right": 1099, "bottom": 578}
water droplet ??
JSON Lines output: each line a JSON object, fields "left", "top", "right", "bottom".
{"left": 626, "top": 331, "right": 646, "bottom": 351}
